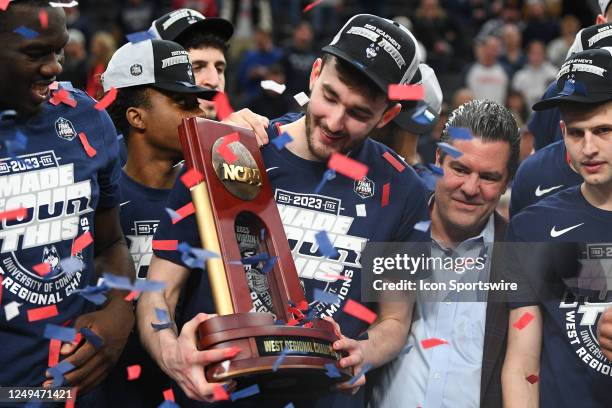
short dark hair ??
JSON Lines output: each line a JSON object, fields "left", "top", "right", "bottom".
{"left": 0, "top": 0, "right": 53, "bottom": 31}
{"left": 320, "top": 53, "right": 386, "bottom": 102}
{"left": 106, "top": 86, "right": 150, "bottom": 143}
{"left": 178, "top": 32, "right": 229, "bottom": 55}
{"left": 440, "top": 99, "right": 521, "bottom": 179}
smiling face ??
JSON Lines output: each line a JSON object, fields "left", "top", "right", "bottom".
{"left": 433, "top": 138, "right": 510, "bottom": 242}
{"left": 0, "top": 4, "right": 68, "bottom": 117}
{"left": 302, "top": 57, "right": 400, "bottom": 161}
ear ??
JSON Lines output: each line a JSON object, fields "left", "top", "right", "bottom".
{"left": 596, "top": 14, "right": 607, "bottom": 25}
{"left": 435, "top": 147, "right": 443, "bottom": 167}
{"left": 560, "top": 120, "right": 567, "bottom": 138}
{"left": 375, "top": 103, "right": 402, "bottom": 129}
{"left": 309, "top": 58, "right": 323, "bottom": 91}
{"left": 126, "top": 107, "right": 146, "bottom": 131}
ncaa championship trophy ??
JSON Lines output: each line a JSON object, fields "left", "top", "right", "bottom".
{"left": 178, "top": 117, "right": 351, "bottom": 393}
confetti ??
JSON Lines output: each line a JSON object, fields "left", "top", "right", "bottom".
{"left": 400, "top": 344, "right": 413, "bottom": 355}
{"left": 101, "top": 273, "right": 132, "bottom": 290}
{"left": 0, "top": 0, "right": 9, "bottom": 11}
{"left": 158, "top": 401, "right": 180, "bottom": 408}
{"left": 178, "top": 241, "right": 219, "bottom": 269}
{"left": 43, "top": 324, "right": 76, "bottom": 343}
{"left": 328, "top": 153, "right": 368, "bottom": 180}
{"left": 164, "top": 208, "right": 180, "bottom": 223}
{"left": 325, "top": 363, "right": 341, "bottom": 378}
{"left": 293, "top": 91, "right": 310, "bottom": 106}
{"left": 127, "top": 364, "right": 142, "bottom": 380}
{"left": 381, "top": 182, "right": 390, "bottom": 207}
{"left": 49, "top": 360, "right": 75, "bottom": 388}
{"left": 13, "top": 25, "right": 39, "bottom": 39}
{"left": 437, "top": 142, "right": 463, "bottom": 159}
{"left": 303, "top": 0, "right": 324, "bottom": 13}
{"left": 314, "top": 288, "right": 339, "bottom": 304}
{"left": 49, "top": 1, "right": 79, "bottom": 7}
{"left": 48, "top": 338, "right": 61, "bottom": 368}
{"left": 80, "top": 327, "right": 103, "bottom": 349}
{"left": 343, "top": 299, "right": 377, "bottom": 324}
{"left": 526, "top": 374, "right": 539, "bottom": 384}
{"left": 260, "top": 79, "right": 286, "bottom": 94}
{"left": 124, "top": 290, "right": 139, "bottom": 302}
{"left": 0, "top": 207, "right": 27, "bottom": 221}
{"left": 78, "top": 132, "right": 97, "bottom": 157}
{"left": 39, "top": 10, "right": 48, "bottom": 29}
{"left": 448, "top": 127, "right": 473, "bottom": 141}
{"left": 388, "top": 84, "right": 425, "bottom": 101}
{"left": 230, "top": 384, "right": 260, "bottom": 401}
{"left": 272, "top": 132, "right": 293, "bottom": 150}
{"left": 152, "top": 308, "right": 174, "bottom": 331}
{"left": 241, "top": 252, "right": 270, "bottom": 265}
{"left": 284, "top": 404, "right": 295, "bottom": 408}
{"left": 126, "top": 30, "right": 155, "bottom": 44}
{"left": 180, "top": 168, "right": 204, "bottom": 189}
{"left": 4, "top": 301, "right": 21, "bottom": 321}
{"left": 512, "top": 312, "right": 534, "bottom": 330}
{"left": 348, "top": 363, "right": 373, "bottom": 386}
{"left": 5, "top": 131, "right": 27, "bottom": 157}
{"left": 314, "top": 169, "right": 336, "bottom": 194}
{"left": 428, "top": 164, "right": 444, "bottom": 176}
{"left": 95, "top": 87, "right": 118, "bottom": 110}
{"left": 59, "top": 257, "right": 84, "bottom": 277}
{"left": 163, "top": 388, "right": 175, "bottom": 402}
{"left": 213, "top": 92, "right": 234, "bottom": 121}
{"left": 32, "top": 262, "right": 51, "bottom": 277}
{"left": 217, "top": 142, "right": 238, "bottom": 164}
{"left": 213, "top": 384, "right": 230, "bottom": 401}
{"left": 411, "top": 102, "right": 435, "bottom": 125}
{"left": 414, "top": 220, "right": 431, "bottom": 232}
{"left": 134, "top": 279, "right": 165, "bottom": 292}
{"left": 315, "top": 230, "right": 339, "bottom": 258}
{"left": 71, "top": 231, "right": 93, "bottom": 256}
{"left": 261, "top": 256, "right": 278, "bottom": 273}
{"left": 355, "top": 204, "right": 366, "bottom": 217}
{"left": 171, "top": 202, "right": 195, "bottom": 224}
{"left": 27, "top": 305, "right": 59, "bottom": 322}
{"left": 273, "top": 347, "right": 290, "bottom": 372}
{"left": 382, "top": 151, "right": 405, "bottom": 172}
{"left": 152, "top": 240, "right": 178, "bottom": 251}
{"left": 49, "top": 89, "right": 77, "bottom": 108}
{"left": 421, "top": 338, "right": 448, "bottom": 349}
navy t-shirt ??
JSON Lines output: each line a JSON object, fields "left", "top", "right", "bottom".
{"left": 506, "top": 186, "right": 612, "bottom": 407}
{"left": 528, "top": 81, "right": 563, "bottom": 151}
{"left": 104, "top": 171, "right": 173, "bottom": 407}
{"left": 0, "top": 85, "right": 121, "bottom": 387}
{"left": 510, "top": 140, "right": 582, "bottom": 218}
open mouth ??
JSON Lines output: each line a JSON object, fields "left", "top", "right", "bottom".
{"left": 30, "top": 81, "right": 54, "bottom": 103}
{"left": 319, "top": 127, "right": 346, "bottom": 144}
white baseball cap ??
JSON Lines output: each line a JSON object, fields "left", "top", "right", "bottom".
{"left": 601, "top": 0, "right": 611, "bottom": 14}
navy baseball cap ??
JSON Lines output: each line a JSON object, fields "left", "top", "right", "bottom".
{"left": 322, "top": 14, "right": 420, "bottom": 96}
{"left": 150, "top": 8, "right": 234, "bottom": 45}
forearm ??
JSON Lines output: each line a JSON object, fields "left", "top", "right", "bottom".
{"left": 361, "top": 316, "right": 411, "bottom": 368}
{"left": 502, "top": 362, "right": 539, "bottom": 408}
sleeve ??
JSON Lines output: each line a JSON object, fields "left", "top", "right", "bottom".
{"left": 503, "top": 219, "right": 540, "bottom": 308}
{"left": 152, "top": 166, "right": 202, "bottom": 267}
{"left": 509, "top": 159, "right": 531, "bottom": 219}
{"left": 391, "top": 170, "right": 430, "bottom": 243}
{"left": 96, "top": 108, "right": 121, "bottom": 209}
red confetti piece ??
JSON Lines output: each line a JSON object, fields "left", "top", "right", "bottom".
{"left": 33, "top": 262, "right": 51, "bottom": 277}
{"left": 180, "top": 168, "right": 204, "bottom": 189}
{"left": 95, "top": 87, "right": 117, "bottom": 111}
{"left": 388, "top": 84, "right": 425, "bottom": 101}
{"left": 0, "top": 207, "right": 27, "bottom": 221}
{"left": 152, "top": 240, "right": 178, "bottom": 251}
{"left": 382, "top": 151, "right": 405, "bottom": 172}
{"left": 71, "top": 231, "right": 93, "bottom": 256}
{"left": 213, "top": 384, "right": 230, "bottom": 401}
{"left": 217, "top": 145, "right": 237, "bottom": 164}
{"left": 526, "top": 374, "right": 539, "bottom": 384}
{"left": 124, "top": 290, "right": 139, "bottom": 301}
{"left": 72, "top": 333, "right": 82, "bottom": 346}
{"left": 0, "top": 0, "right": 9, "bottom": 11}
{"left": 171, "top": 202, "right": 195, "bottom": 224}
{"left": 381, "top": 183, "right": 390, "bottom": 207}
{"left": 303, "top": 322, "right": 314, "bottom": 328}
{"left": 297, "top": 300, "right": 309, "bottom": 311}
{"left": 343, "top": 299, "right": 377, "bottom": 324}
{"left": 421, "top": 338, "right": 449, "bottom": 349}
{"left": 212, "top": 92, "right": 234, "bottom": 121}
{"left": 48, "top": 338, "right": 61, "bottom": 367}
{"left": 328, "top": 153, "right": 368, "bottom": 180}
{"left": 303, "top": 0, "right": 323, "bottom": 13}
{"left": 49, "top": 89, "right": 77, "bottom": 108}
{"left": 65, "top": 387, "right": 78, "bottom": 408}
{"left": 322, "top": 273, "right": 351, "bottom": 281}
{"left": 78, "top": 132, "right": 97, "bottom": 157}
{"left": 28, "top": 305, "right": 59, "bottom": 322}
{"left": 513, "top": 312, "right": 534, "bottom": 330}
{"left": 287, "top": 318, "right": 299, "bottom": 326}
{"left": 126, "top": 364, "right": 142, "bottom": 380}
{"left": 39, "top": 10, "right": 48, "bottom": 29}
{"left": 163, "top": 388, "right": 175, "bottom": 402}
{"left": 288, "top": 306, "right": 304, "bottom": 320}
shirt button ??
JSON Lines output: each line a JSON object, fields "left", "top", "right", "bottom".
{"left": 445, "top": 301, "right": 452, "bottom": 305}
{"left": 433, "top": 372, "right": 441, "bottom": 379}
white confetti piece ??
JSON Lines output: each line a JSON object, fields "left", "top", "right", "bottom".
{"left": 356, "top": 204, "right": 366, "bottom": 217}
{"left": 221, "top": 360, "right": 230, "bottom": 372}
{"left": 49, "top": 1, "right": 79, "bottom": 7}
{"left": 4, "top": 301, "right": 22, "bottom": 321}
{"left": 414, "top": 220, "right": 431, "bottom": 232}
{"left": 260, "top": 80, "right": 286, "bottom": 94}
{"left": 293, "top": 92, "right": 310, "bottom": 106}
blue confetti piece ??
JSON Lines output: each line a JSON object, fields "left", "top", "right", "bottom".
{"left": 261, "top": 256, "right": 278, "bottom": 273}
{"left": 165, "top": 207, "right": 180, "bottom": 222}
{"left": 134, "top": 279, "right": 166, "bottom": 292}
{"left": 314, "top": 169, "right": 336, "bottom": 194}
{"left": 400, "top": 344, "right": 413, "bottom": 355}
{"left": 348, "top": 363, "right": 373, "bottom": 386}
{"left": 74, "top": 283, "right": 109, "bottom": 305}
{"left": 259, "top": 228, "right": 266, "bottom": 242}
{"left": 155, "top": 308, "right": 170, "bottom": 323}
{"left": 58, "top": 82, "right": 75, "bottom": 92}
{"left": 178, "top": 242, "right": 219, "bottom": 269}
{"left": 49, "top": 360, "right": 75, "bottom": 388}
{"left": 411, "top": 103, "right": 434, "bottom": 125}
{"left": 126, "top": 30, "right": 155, "bottom": 44}
{"left": 273, "top": 347, "right": 290, "bottom": 372}
{"left": 447, "top": 126, "right": 473, "bottom": 140}
{"left": 79, "top": 291, "right": 107, "bottom": 305}
{"left": 314, "top": 288, "right": 340, "bottom": 304}
{"left": 558, "top": 80, "right": 575, "bottom": 96}
{"left": 241, "top": 253, "right": 270, "bottom": 265}
{"left": 157, "top": 401, "right": 180, "bottom": 408}
{"left": 6, "top": 131, "right": 28, "bottom": 156}
{"left": 151, "top": 322, "right": 174, "bottom": 331}
{"left": 80, "top": 327, "right": 103, "bottom": 350}
{"left": 24, "top": 402, "right": 42, "bottom": 408}
{"left": 414, "top": 220, "right": 431, "bottom": 232}
{"left": 230, "top": 384, "right": 260, "bottom": 401}
{"left": 315, "top": 231, "right": 339, "bottom": 258}
{"left": 428, "top": 164, "right": 444, "bottom": 177}
{"left": 102, "top": 273, "right": 133, "bottom": 290}
{"left": 325, "top": 363, "right": 341, "bottom": 378}
{"left": 43, "top": 324, "right": 76, "bottom": 342}
{"left": 14, "top": 25, "right": 39, "bottom": 39}
{"left": 272, "top": 132, "right": 293, "bottom": 150}
{"left": 59, "top": 257, "right": 84, "bottom": 277}
{"left": 284, "top": 404, "right": 295, "bottom": 408}
{"left": 437, "top": 142, "right": 463, "bottom": 158}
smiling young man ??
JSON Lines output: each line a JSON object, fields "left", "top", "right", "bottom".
{"left": 0, "top": 1, "right": 135, "bottom": 404}
{"left": 503, "top": 47, "right": 612, "bottom": 408}
{"left": 137, "top": 14, "right": 429, "bottom": 407}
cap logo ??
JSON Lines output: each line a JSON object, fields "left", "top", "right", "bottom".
{"left": 130, "top": 64, "right": 143, "bottom": 76}
{"left": 163, "top": 9, "right": 191, "bottom": 30}
{"left": 162, "top": 51, "right": 189, "bottom": 69}
{"left": 572, "top": 63, "right": 606, "bottom": 77}
{"left": 588, "top": 25, "right": 612, "bottom": 47}
{"left": 366, "top": 43, "right": 379, "bottom": 59}
{"left": 347, "top": 24, "right": 406, "bottom": 69}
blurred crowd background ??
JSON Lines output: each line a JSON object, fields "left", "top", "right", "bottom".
{"left": 61, "top": 0, "right": 601, "bottom": 168}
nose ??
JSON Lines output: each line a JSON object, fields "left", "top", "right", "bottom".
{"left": 325, "top": 106, "right": 346, "bottom": 134}
{"left": 40, "top": 52, "right": 63, "bottom": 78}
{"left": 583, "top": 131, "right": 598, "bottom": 157}
{"left": 198, "top": 66, "right": 220, "bottom": 90}
{"left": 460, "top": 173, "right": 480, "bottom": 197}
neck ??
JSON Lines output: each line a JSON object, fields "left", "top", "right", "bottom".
{"left": 581, "top": 182, "right": 612, "bottom": 211}
{"left": 124, "top": 137, "right": 182, "bottom": 189}
{"left": 282, "top": 116, "right": 319, "bottom": 161}
{"left": 394, "top": 131, "right": 419, "bottom": 165}
{"left": 430, "top": 202, "right": 489, "bottom": 246}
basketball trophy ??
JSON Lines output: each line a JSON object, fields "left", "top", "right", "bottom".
{"left": 178, "top": 117, "right": 351, "bottom": 393}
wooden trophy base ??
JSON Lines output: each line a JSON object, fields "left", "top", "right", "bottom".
{"left": 197, "top": 313, "right": 352, "bottom": 395}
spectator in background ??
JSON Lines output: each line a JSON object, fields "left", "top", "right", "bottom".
{"left": 452, "top": 87, "right": 474, "bottom": 110}
{"left": 172, "top": 0, "right": 218, "bottom": 16}
{"left": 237, "top": 26, "right": 282, "bottom": 105}
{"left": 86, "top": 31, "right": 117, "bottom": 99}
{"left": 58, "top": 28, "right": 88, "bottom": 91}
{"left": 511, "top": 40, "right": 557, "bottom": 108}
{"left": 547, "top": 15, "right": 581, "bottom": 67}
{"left": 476, "top": 1, "right": 523, "bottom": 40}
{"left": 498, "top": 23, "right": 526, "bottom": 78}
{"left": 119, "top": 0, "right": 155, "bottom": 34}
{"left": 65, "top": 3, "right": 90, "bottom": 44}
{"left": 505, "top": 89, "right": 529, "bottom": 128}
{"left": 246, "top": 63, "right": 294, "bottom": 118}
{"left": 220, "top": 0, "right": 273, "bottom": 61}
{"left": 464, "top": 36, "right": 509, "bottom": 104}
{"left": 280, "top": 21, "right": 317, "bottom": 97}
{"left": 522, "top": 0, "right": 560, "bottom": 46}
